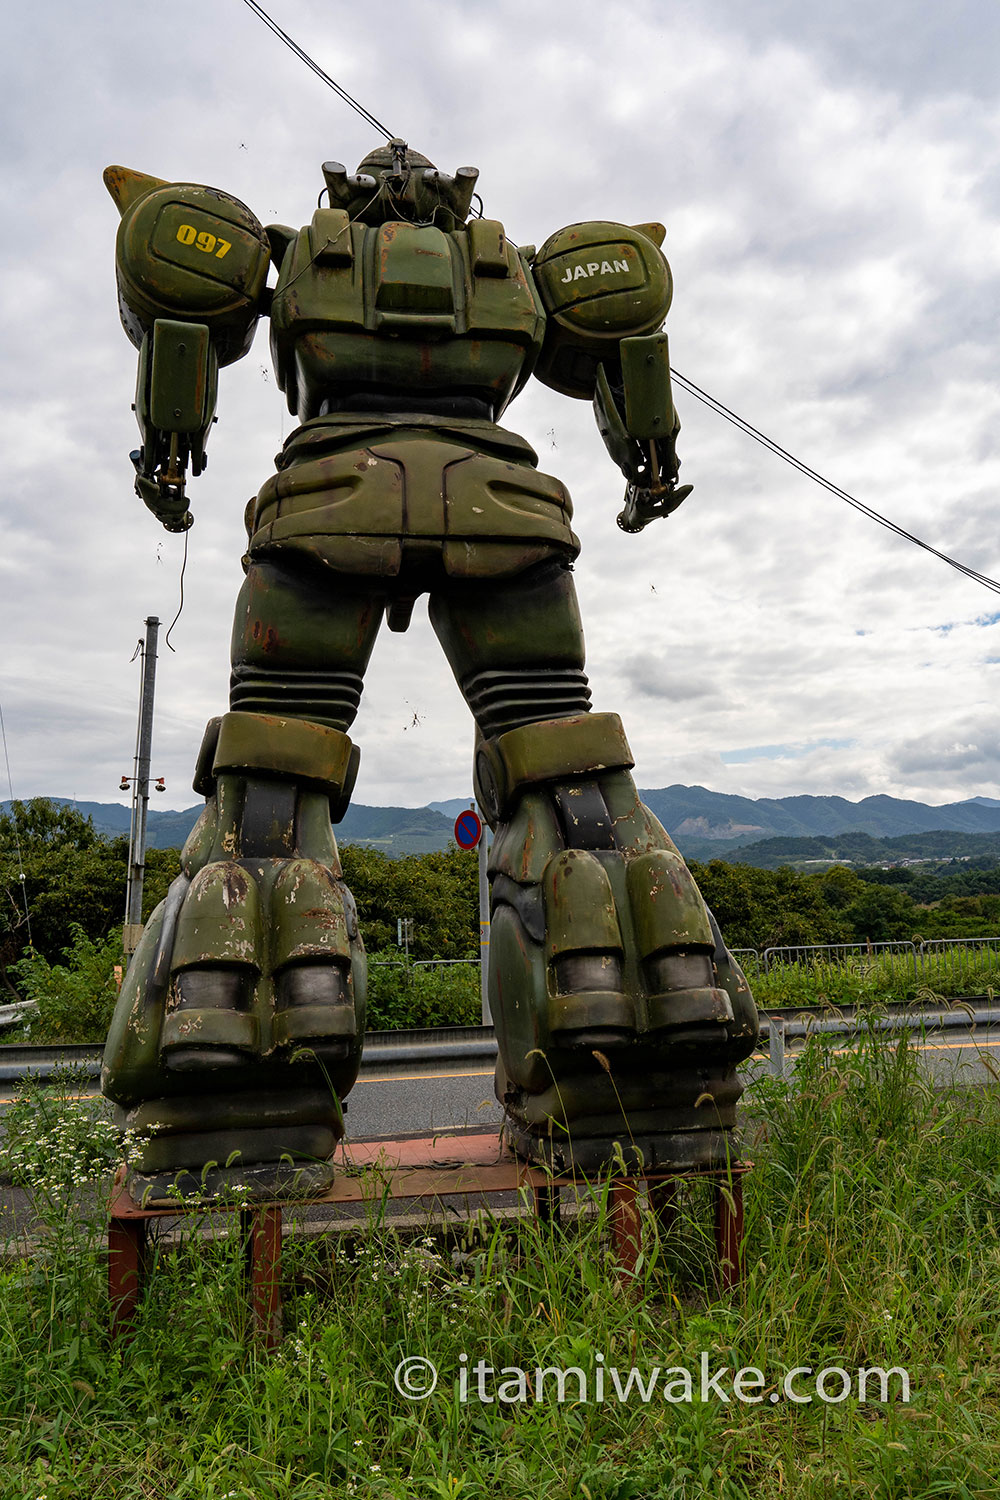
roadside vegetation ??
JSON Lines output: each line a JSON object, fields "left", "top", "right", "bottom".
{"left": 0, "top": 1029, "right": 997, "bottom": 1496}
{"left": 4, "top": 798, "right": 1000, "bottom": 1043}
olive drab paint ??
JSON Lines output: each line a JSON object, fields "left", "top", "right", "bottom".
{"left": 101, "top": 140, "right": 758, "bottom": 1202}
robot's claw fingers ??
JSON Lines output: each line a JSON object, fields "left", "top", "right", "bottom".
{"left": 134, "top": 474, "right": 194, "bottom": 532}
{"left": 617, "top": 481, "right": 693, "bottom": 533}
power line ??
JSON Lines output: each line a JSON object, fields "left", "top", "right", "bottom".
{"left": 239, "top": 0, "right": 394, "bottom": 139}
{"left": 671, "top": 368, "right": 1000, "bottom": 597}
{"left": 237, "top": 1, "right": 999, "bottom": 597}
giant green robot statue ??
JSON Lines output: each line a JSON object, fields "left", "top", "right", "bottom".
{"left": 101, "top": 142, "right": 758, "bottom": 1201}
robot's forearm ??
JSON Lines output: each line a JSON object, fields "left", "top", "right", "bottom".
{"left": 593, "top": 334, "right": 693, "bottom": 532}
{"left": 131, "top": 319, "right": 218, "bottom": 532}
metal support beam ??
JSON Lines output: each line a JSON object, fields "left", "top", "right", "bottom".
{"left": 476, "top": 800, "right": 491, "bottom": 1024}
{"left": 124, "top": 616, "right": 160, "bottom": 956}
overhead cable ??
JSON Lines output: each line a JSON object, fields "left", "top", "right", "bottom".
{"left": 671, "top": 368, "right": 1000, "bottom": 597}
{"left": 239, "top": 0, "right": 395, "bottom": 139}
{"left": 164, "top": 528, "right": 189, "bottom": 653}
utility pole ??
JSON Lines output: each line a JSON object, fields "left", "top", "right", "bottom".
{"left": 123, "top": 616, "right": 160, "bottom": 957}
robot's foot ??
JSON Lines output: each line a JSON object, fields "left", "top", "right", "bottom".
{"left": 119, "top": 1088, "right": 342, "bottom": 1206}
{"left": 499, "top": 1064, "right": 744, "bottom": 1176}
{"left": 504, "top": 1119, "right": 736, "bottom": 1176}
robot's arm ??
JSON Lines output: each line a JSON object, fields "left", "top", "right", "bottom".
{"left": 531, "top": 220, "right": 691, "bottom": 532}
{"left": 105, "top": 166, "right": 271, "bottom": 531}
{"left": 592, "top": 333, "right": 692, "bottom": 533}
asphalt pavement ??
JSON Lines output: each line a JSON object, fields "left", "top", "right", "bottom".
{"left": 343, "top": 1023, "right": 1000, "bottom": 1142}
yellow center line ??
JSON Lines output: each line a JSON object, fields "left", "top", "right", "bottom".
{"left": 361, "top": 1069, "right": 496, "bottom": 1083}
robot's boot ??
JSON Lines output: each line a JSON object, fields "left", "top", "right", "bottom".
{"left": 474, "top": 713, "right": 758, "bottom": 1173}
{"left": 102, "top": 712, "right": 365, "bottom": 1203}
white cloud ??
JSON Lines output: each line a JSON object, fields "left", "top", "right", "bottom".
{"left": 1, "top": 0, "right": 999, "bottom": 818}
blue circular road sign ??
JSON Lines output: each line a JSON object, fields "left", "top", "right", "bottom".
{"left": 454, "top": 808, "right": 483, "bottom": 850}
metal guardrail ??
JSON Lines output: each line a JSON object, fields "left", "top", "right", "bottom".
{"left": 738, "top": 935, "right": 1000, "bottom": 976}
{"left": 0, "top": 1001, "right": 997, "bottom": 1096}
{"left": 0, "top": 1001, "right": 36, "bottom": 1033}
{"left": 761, "top": 940, "right": 919, "bottom": 972}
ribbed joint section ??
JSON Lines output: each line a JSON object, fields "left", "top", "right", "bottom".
{"left": 463, "top": 668, "right": 592, "bottom": 739}
{"left": 230, "top": 666, "right": 364, "bottom": 732}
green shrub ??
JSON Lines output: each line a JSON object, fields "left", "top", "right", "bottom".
{"left": 366, "top": 959, "right": 480, "bottom": 1030}
{"left": 13, "top": 924, "right": 123, "bottom": 1042}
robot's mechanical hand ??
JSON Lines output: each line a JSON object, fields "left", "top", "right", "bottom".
{"left": 617, "top": 479, "right": 693, "bottom": 533}
{"left": 131, "top": 451, "right": 194, "bottom": 533}
{"left": 615, "top": 430, "right": 693, "bottom": 533}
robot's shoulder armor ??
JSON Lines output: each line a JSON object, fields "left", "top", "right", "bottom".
{"left": 105, "top": 166, "right": 270, "bottom": 366}
{"left": 532, "top": 220, "right": 672, "bottom": 398}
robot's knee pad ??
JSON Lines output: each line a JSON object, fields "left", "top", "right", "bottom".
{"left": 202, "top": 709, "right": 358, "bottom": 812}
{"left": 473, "top": 711, "right": 632, "bottom": 830}
{"left": 182, "top": 711, "right": 360, "bottom": 874}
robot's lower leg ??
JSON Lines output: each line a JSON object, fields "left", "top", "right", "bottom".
{"left": 102, "top": 711, "right": 365, "bottom": 1201}
{"left": 474, "top": 711, "right": 758, "bottom": 1172}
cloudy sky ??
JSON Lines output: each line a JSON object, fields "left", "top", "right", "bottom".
{"left": 3, "top": 0, "right": 1000, "bottom": 814}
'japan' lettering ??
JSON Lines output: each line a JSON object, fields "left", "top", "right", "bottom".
{"left": 560, "top": 257, "right": 630, "bottom": 283}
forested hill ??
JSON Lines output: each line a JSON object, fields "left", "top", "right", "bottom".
{"left": 0, "top": 798, "right": 457, "bottom": 858}
{"left": 6, "top": 786, "right": 1000, "bottom": 858}
{"left": 727, "top": 829, "right": 1000, "bottom": 870}
{"left": 639, "top": 787, "right": 1000, "bottom": 858}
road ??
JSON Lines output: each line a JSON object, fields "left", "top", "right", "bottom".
{"left": 2, "top": 1013, "right": 996, "bottom": 1146}
{"left": 344, "top": 1022, "right": 1000, "bottom": 1142}
{"left": 0, "top": 1020, "right": 995, "bottom": 1242}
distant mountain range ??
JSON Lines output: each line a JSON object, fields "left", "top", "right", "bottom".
{"left": 7, "top": 786, "right": 1000, "bottom": 859}
{"left": 636, "top": 787, "right": 1000, "bottom": 859}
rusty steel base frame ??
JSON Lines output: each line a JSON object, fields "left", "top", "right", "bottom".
{"left": 107, "top": 1134, "right": 750, "bottom": 1348}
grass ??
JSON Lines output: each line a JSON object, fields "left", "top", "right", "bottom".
{"left": 0, "top": 1029, "right": 998, "bottom": 1497}
{"left": 6, "top": 937, "right": 1000, "bottom": 1046}
{"left": 745, "top": 941, "right": 1000, "bottom": 1011}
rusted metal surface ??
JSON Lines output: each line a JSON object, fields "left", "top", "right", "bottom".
{"left": 107, "top": 1209, "right": 148, "bottom": 1339}
{"left": 242, "top": 1206, "right": 283, "bottom": 1350}
{"left": 609, "top": 1180, "right": 642, "bottom": 1278}
{"left": 106, "top": 1138, "right": 751, "bottom": 1345}
{"left": 715, "top": 1173, "right": 746, "bottom": 1292}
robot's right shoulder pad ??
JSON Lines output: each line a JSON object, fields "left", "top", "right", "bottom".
{"left": 105, "top": 165, "right": 270, "bottom": 367}
{"left": 532, "top": 220, "right": 673, "bottom": 399}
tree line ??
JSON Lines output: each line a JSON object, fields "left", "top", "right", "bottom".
{"left": 2, "top": 798, "right": 999, "bottom": 1003}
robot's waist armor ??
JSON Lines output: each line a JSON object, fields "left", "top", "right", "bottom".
{"left": 269, "top": 216, "right": 545, "bottom": 423}
{"left": 247, "top": 414, "right": 580, "bottom": 580}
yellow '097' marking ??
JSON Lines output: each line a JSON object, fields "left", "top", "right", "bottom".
{"left": 176, "top": 223, "right": 231, "bottom": 258}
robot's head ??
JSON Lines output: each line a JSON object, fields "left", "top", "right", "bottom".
{"left": 356, "top": 140, "right": 436, "bottom": 183}
{"left": 321, "top": 139, "right": 479, "bottom": 228}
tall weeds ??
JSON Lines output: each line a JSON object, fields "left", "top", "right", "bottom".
{"left": 0, "top": 1035, "right": 997, "bottom": 1497}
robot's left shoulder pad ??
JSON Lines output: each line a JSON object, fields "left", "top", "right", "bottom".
{"left": 531, "top": 220, "right": 673, "bottom": 399}
{"left": 533, "top": 220, "right": 669, "bottom": 310}
{"left": 105, "top": 165, "right": 271, "bottom": 367}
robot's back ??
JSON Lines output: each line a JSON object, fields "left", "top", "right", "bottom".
{"left": 269, "top": 212, "right": 546, "bottom": 423}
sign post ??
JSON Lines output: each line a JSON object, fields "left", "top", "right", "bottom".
{"left": 454, "top": 806, "right": 490, "bottom": 1024}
